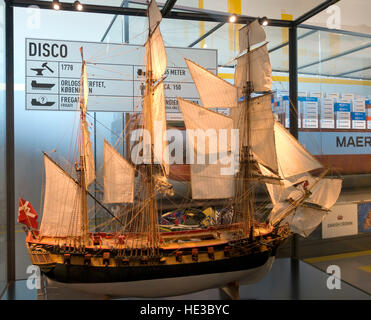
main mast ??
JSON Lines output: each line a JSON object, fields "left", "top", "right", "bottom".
{"left": 143, "top": 32, "right": 160, "bottom": 255}
{"left": 78, "top": 49, "right": 91, "bottom": 243}
{"left": 234, "top": 30, "right": 255, "bottom": 239}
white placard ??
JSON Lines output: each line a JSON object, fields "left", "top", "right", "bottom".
{"left": 25, "top": 38, "right": 217, "bottom": 118}
{"left": 322, "top": 203, "right": 358, "bottom": 239}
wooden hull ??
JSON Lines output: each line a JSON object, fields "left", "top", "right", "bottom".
{"left": 45, "top": 257, "right": 276, "bottom": 298}
{"left": 26, "top": 226, "right": 289, "bottom": 297}
{"left": 45, "top": 248, "right": 272, "bottom": 284}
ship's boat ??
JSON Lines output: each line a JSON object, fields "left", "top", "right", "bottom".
{"left": 21, "top": 0, "right": 342, "bottom": 298}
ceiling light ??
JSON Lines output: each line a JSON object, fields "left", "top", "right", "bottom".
{"left": 259, "top": 16, "right": 269, "bottom": 26}
{"left": 74, "top": 1, "right": 83, "bottom": 11}
{"left": 229, "top": 14, "right": 237, "bottom": 23}
{"left": 52, "top": 0, "right": 61, "bottom": 10}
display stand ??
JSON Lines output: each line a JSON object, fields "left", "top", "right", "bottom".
{"left": 220, "top": 281, "right": 240, "bottom": 300}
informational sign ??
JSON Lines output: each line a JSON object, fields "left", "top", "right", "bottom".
{"left": 357, "top": 203, "right": 371, "bottom": 233}
{"left": 25, "top": 38, "right": 217, "bottom": 119}
{"left": 322, "top": 203, "right": 358, "bottom": 239}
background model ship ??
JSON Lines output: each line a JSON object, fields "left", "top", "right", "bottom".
{"left": 19, "top": 0, "right": 342, "bottom": 298}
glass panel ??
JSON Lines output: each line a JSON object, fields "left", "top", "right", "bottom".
{"left": 0, "top": 0, "right": 6, "bottom": 293}
{"left": 298, "top": 30, "right": 371, "bottom": 78}
{"left": 176, "top": 0, "right": 325, "bottom": 19}
{"left": 296, "top": 27, "right": 371, "bottom": 245}
{"left": 306, "top": 0, "right": 371, "bottom": 33}
{"left": 13, "top": 7, "right": 119, "bottom": 279}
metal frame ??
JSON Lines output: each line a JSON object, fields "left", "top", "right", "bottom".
{"left": 188, "top": 22, "right": 225, "bottom": 48}
{"left": 337, "top": 65, "right": 371, "bottom": 77}
{"left": 4, "top": 0, "right": 359, "bottom": 281}
{"left": 161, "top": 0, "right": 177, "bottom": 17}
{"left": 5, "top": 0, "right": 15, "bottom": 283}
{"left": 298, "top": 43, "right": 371, "bottom": 71}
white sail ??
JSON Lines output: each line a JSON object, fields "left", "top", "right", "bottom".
{"left": 258, "top": 163, "right": 293, "bottom": 205}
{"left": 148, "top": 0, "right": 162, "bottom": 33}
{"left": 103, "top": 140, "right": 135, "bottom": 204}
{"left": 152, "top": 81, "right": 169, "bottom": 174}
{"left": 249, "top": 94, "right": 278, "bottom": 173}
{"left": 177, "top": 98, "right": 234, "bottom": 154}
{"left": 178, "top": 98, "right": 235, "bottom": 199}
{"left": 191, "top": 163, "right": 234, "bottom": 199}
{"left": 40, "top": 155, "right": 82, "bottom": 237}
{"left": 274, "top": 121, "right": 323, "bottom": 179}
{"left": 145, "top": 26, "right": 167, "bottom": 81}
{"left": 143, "top": 81, "right": 169, "bottom": 174}
{"left": 142, "top": 10, "right": 169, "bottom": 175}
{"left": 307, "top": 178, "right": 342, "bottom": 210}
{"left": 235, "top": 43, "right": 272, "bottom": 92}
{"left": 239, "top": 19, "right": 266, "bottom": 51}
{"left": 185, "top": 58, "right": 237, "bottom": 108}
{"left": 82, "top": 120, "right": 95, "bottom": 187}
{"left": 282, "top": 207, "right": 327, "bottom": 238}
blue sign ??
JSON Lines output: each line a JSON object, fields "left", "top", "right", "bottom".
{"left": 298, "top": 97, "right": 318, "bottom": 102}
{"left": 351, "top": 112, "right": 366, "bottom": 121}
{"left": 334, "top": 103, "right": 351, "bottom": 112}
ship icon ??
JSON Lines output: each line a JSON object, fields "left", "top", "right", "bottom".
{"left": 31, "top": 98, "right": 55, "bottom": 107}
{"left": 31, "top": 80, "right": 55, "bottom": 90}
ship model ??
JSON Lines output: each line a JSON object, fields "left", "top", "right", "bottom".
{"left": 20, "top": 0, "right": 342, "bottom": 298}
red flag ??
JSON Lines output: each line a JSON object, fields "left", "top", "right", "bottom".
{"left": 18, "top": 198, "right": 38, "bottom": 229}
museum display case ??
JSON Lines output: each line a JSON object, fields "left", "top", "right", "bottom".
{"left": 0, "top": 0, "right": 370, "bottom": 301}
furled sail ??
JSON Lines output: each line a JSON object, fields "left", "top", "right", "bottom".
{"left": 306, "top": 177, "right": 342, "bottom": 210}
{"left": 282, "top": 207, "right": 328, "bottom": 238}
{"left": 178, "top": 98, "right": 235, "bottom": 199}
{"left": 103, "top": 140, "right": 135, "bottom": 204}
{"left": 40, "top": 154, "right": 82, "bottom": 237}
{"left": 248, "top": 94, "right": 278, "bottom": 173}
{"left": 274, "top": 121, "right": 323, "bottom": 179}
{"left": 82, "top": 120, "right": 95, "bottom": 187}
{"left": 234, "top": 43, "right": 272, "bottom": 92}
{"left": 239, "top": 19, "right": 266, "bottom": 51}
{"left": 148, "top": 0, "right": 162, "bottom": 33}
{"left": 78, "top": 59, "right": 95, "bottom": 187}
{"left": 279, "top": 178, "right": 342, "bottom": 237}
{"left": 79, "top": 60, "right": 88, "bottom": 115}
{"left": 185, "top": 58, "right": 237, "bottom": 108}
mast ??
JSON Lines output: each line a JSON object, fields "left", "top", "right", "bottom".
{"left": 141, "top": 0, "right": 163, "bottom": 255}
{"left": 78, "top": 48, "right": 90, "bottom": 243}
{"left": 234, "top": 28, "right": 255, "bottom": 239}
